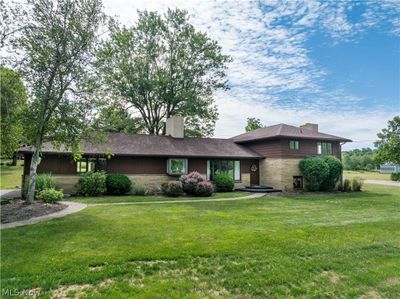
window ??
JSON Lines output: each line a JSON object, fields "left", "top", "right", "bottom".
{"left": 167, "top": 158, "right": 187, "bottom": 175}
{"left": 207, "top": 160, "right": 240, "bottom": 181}
{"left": 317, "top": 142, "right": 332, "bottom": 155}
{"left": 77, "top": 157, "right": 106, "bottom": 173}
{"left": 293, "top": 176, "right": 303, "bottom": 189}
{"left": 290, "top": 140, "right": 299, "bottom": 150}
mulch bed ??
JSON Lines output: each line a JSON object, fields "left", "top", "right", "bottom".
{"left": 1, "top": 199, "right": 67, "bottom": 224}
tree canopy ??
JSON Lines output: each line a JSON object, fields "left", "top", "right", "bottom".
{"left": 96, "top": 9, "right": 231, "bottom": 137}
{"left": 0, "top": 66, "right": 27, "bottom": 157}
{"left": 374, "top": 116, "right": 400, "bottom": 165}
{"left": 91, "top": 103, "right": 144, "bottom": 134}
{"left": 245, "top": 117, "right": 264, "bottom": 132}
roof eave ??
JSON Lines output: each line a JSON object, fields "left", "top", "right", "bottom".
{"left": 234, "top": 135, "right": 352, "bottom": 144}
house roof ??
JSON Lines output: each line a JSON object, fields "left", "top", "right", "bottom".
{"left": 19, "top": 133, "right": 263, "bottom": 159}
{"left": 232, "top": 123, "right": 352, "bottom": 143}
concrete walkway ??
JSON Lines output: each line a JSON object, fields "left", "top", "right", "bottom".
{"left": 364, "top": 180, "right": 400, "bottom": 187}
{"left": 88, "top": 193, "right": 266, "bottom": 206}
{"left": 1, "top": 193, "right": 266, "bottom": 229}
{"left": 0, "top": 189, "right": 21, "bottom": 199}
{"left": 1, "top": 201, "right": 87, "bottom": 230}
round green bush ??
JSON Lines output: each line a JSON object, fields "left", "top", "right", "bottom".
{"left": 299, "top": 157, "right": 330, "bottom": 191}
{"left": 38, "top": 188, "right": 64, "bottom": 203}
{"left": 76, "top": 171, "right": 106, "bottom": 197}
{"left": 391, "top": 172, "right": 400, "bottom": 181}
{"left": 106, "top": 174, "right": 132, "bottom": 195}
{"left": 161, "top": 181, "right": 183, "bottom": 197}
{"left": 214, "top": 173, "right": 234, "bottom": 192}
{"left": 319, "top": 156, "right": 343, "bottom": 191}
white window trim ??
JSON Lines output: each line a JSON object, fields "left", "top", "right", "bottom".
{"left": 166, "top": 158, "right": 188, "bottom": 176}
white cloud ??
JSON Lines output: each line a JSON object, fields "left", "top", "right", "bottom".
{"left": 102, "top": 0, "right": 399, "bottom": 149}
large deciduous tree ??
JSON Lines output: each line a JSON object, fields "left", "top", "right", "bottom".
{"left": 7, "top": 0, "right": 105, "bottom": 203}
{"left": 96, "top": 9, "right": 231, "bottom": 137}
{"left": 91, "top": 103, "right": 144, "bottom": 134}
{"left": 374, "top": 116, "right": 400, "bottom": 165}
{"left": 245, "top": 117, "right": 264, "bottom": 132}
{"left": 0, "top": 66, "right": 27, "bottom": 160}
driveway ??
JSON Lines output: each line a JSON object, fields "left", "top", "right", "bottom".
{"left": 0, "top": 189, "right": 21, "bottom": 199}
{"left": 364, "top": 180, "right": 400, "bottom": 187}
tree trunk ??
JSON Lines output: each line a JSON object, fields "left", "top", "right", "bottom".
{"left": 26, "top": 147, "right": 41, "bottom": 204}
{"left": 11, "top": 154, "right": 17, "bottom": 166}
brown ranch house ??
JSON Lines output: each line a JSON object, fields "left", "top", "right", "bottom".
{"left": 19, "top": 117, "right": 351, "bottom": 193}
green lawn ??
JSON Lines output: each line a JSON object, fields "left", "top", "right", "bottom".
{"left": 344, "top": 170, "right": 391, "bottom": 181}
{"left": 0, "top": 160, "right": 23, "bottom": 189}
{"left": 1, "top": 185, "right": 400, "bottom": 298}
{"left": 70, "top": 191, "right": 249, "bottom": 204}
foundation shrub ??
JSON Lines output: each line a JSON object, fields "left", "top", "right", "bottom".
{"left": 161, "top": 181, "right": 183, "bottom": 197}
{"left": 214, "top": 173, "right": 234, "bottom": 192}
{"left": 195, "top": 181, "right": 214, "bottom": 197}
{"left": 299, "top": 157, "right": 330, "bottom": 191}
{"left": 76, "top": 171, "right": 106, "bottom": 197}
{"left": 180, "top": 171, "right": 205, "bottom": 195}
{"left": 38, "top": 188, "right": 64, "bottom": 203}
{"left": 133, "top": 183, "right": 148, "bottom": 195}
{"left": 106, "top": 174, "right": 132, "bottom": 195}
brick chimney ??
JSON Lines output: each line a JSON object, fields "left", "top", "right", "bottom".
{"left": 300, "top": 123, "right": 318, "bottom": 132}
{"left": 166, "top": 116, "right": 184, "bottom": 138}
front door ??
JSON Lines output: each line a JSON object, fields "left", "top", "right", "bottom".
{"left": 250, "top": 160, "right": 260, "bottom": 186}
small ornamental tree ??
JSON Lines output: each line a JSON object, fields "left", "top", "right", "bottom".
{"left": 299, "top": 157, "right": 330, "bottom": 191}
{"left": 5, "top": 0, "right": 105, "bottom": 203}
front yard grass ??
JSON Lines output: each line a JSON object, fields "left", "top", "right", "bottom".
{"left": 70, "top": 191, "right": 249, "bottom": 204}
{"left": 0, "top": 160, "right": 23, "bottom": 189}
{"left": 1, "top": 185, "right": 399, "bottom": 298}
{"left": 343, "top": 170, "right": 391, "bottom": 181}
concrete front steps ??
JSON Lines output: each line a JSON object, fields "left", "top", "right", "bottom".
{"left": 236, "top": 185, "right": 282, "bottom": 193}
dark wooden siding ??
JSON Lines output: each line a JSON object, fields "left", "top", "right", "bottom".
{"left": 188, "top": 158, "right": 207, "bottom": 173}
{"left": 107, "top": 156, "right": 167, "bottom": 174}
{"left": 245, "top": 138, "right": 341, "bottom": 159}
{"left": 37, "top": 154, "right": 76, "bottom": 174}
{"left": 24, "top": 154, "right": 262, "bottom": 176}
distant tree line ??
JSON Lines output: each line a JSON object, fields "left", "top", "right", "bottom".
{"left": 342, "top": 148, "right": 379, "bottom": 171}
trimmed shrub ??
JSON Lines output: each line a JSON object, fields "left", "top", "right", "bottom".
{"left": 299, "top": 157, "right": 330, "bottom": 191}
{"left": 214, "top": 173, "right": 234, "bottom": 192}
{"left": 76, "top": 171, "right": 106, "bottom": 197}
{"left": 180, "top": 171, "right": 205, "bottom": 195}
{"left": 351, "top": 178, "right": 363, "bottom": 191}
{"left": 342, "top": 178, "right": 351, "bottom": 192}
{"left": 319, "top": 156, "right": 343, "bottom": 191}
{"left": 106, "top": 174, "right": 132, "bottom": 195}
{"left": 36, "top": 173, "right": 56, "bottom": 194}
{"left": 38, "top": 188, "right": 64, "bottom": 203}
{"left": 391, "top": 172, "right": 400, "bottom": 181}
{"left": 195, "top": 181, "right": 214, "bottom": 197}
{"left": 161, "top": 181, "right": 183, "bottom": 197}
{"left": 133, "top": 183, "right": 148, "bottom": 195}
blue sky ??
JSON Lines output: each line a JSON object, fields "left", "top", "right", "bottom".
{"left": 105, "top": 0, "right": 400, "bottom": 150}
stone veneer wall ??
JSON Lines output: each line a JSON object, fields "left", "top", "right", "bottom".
{"left": 259, "top": 158, "right": 303, "bottom": 191}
